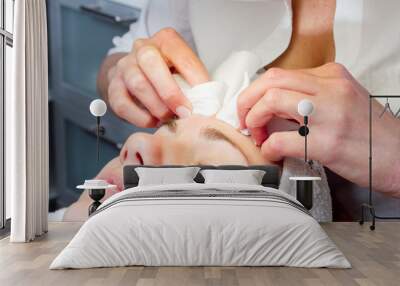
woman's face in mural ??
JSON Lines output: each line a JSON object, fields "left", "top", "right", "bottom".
{"left": 121, "top": 115, "right": 269, "bottom": 166}
{"left": 98, "top": 115, "right": 271, "bottom": 192}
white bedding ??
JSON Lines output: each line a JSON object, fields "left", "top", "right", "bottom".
{"left": 50, "top": 183, "right": 350, "bottom": 269}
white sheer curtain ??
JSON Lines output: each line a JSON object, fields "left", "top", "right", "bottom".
{"left": 7, "top": 0, "right": 49, "bottom": 242}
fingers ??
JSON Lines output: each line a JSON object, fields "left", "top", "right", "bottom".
{"left": 136, "top": 46, "right": 193, "bottom": 118}
{"left": 151, "top": 28, "right": 210, "bottom": 85}
{"left": 109, "top": 28, "right": 209, "bottom": 125}
{"left": 122, "top": 65, "right": 173, "bottom": 121}
{"left": 260, "top": 131, "right": 305, "bottom": 162}
{"left": 244, "top": 88, "right": 312, "bottom": 145}
{"left": 108, "top": 75, "right": 158, "bottom": 127}
{"left": 248, "top": 127, "right": 269, "bottom": 147}
{"left": 246, "top": 88, "right": 306, "bottom": 128}
{"left": 135, "top": 30, "right": 210, "bottom": 85}
{"left": 237, "top": 68, "right": 322, "bottom": 129}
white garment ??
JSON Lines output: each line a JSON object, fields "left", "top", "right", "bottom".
{"left": 109, "top": 0, "right": 400, "bottom": 109}
{"left": 108, "top": 0, "right": 196, "bottom": 55}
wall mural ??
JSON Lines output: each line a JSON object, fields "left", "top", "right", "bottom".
{"left": 47, "top": 0, "right": 400, "bottom": 223}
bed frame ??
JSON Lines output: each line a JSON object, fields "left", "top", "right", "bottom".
{"left": 123, "top": 165, "right": 281, "bottom": 189}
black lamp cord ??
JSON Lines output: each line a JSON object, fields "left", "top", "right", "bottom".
{"left": 96, "top": 116, "right": 100, "bottom": 164}
{"left": 304, "top": 116, "right": 308, "bottom": 164}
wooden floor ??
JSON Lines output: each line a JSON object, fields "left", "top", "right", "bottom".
{"left": 0, "top": 222, "right": 399, "bottom": 286}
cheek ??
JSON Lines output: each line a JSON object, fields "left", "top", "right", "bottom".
{"left": 95, "top": 157, "right": 124, "bottom": 192}
{"left": 161, "top": 140, "right": 191, "bottom": 165}
{"left": 197, "top": 141, "right": 248, "bottom": 165}
{"left": 219, "top": 149, "right": 248, "bottom": 165}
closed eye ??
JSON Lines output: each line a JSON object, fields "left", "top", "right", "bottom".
{"left": 200, "top": 127, "right": 249, "bottom": 164}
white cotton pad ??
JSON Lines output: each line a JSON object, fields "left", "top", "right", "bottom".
{"left": 213, "top": 51, "right": 261, "bottom": 106}
{"left": 213, "top": 51, "right": 260, "bottom": 131}
{"left": 216, "top": 72, "right": 250, "bottom": 129}
{"left": 173, "top": 74, "right": 226, "bottom": 117}
{"left": 173, "top": 51, "right": 263, "bottom": 135}
{"left": 185, "top": 81, "right": 227, "bottom": 116}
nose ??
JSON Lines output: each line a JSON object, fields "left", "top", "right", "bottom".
{"left": 120, "top": 133, "right": 162, "bottom": 166}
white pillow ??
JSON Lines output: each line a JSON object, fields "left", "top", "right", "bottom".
{"left": 200, "top": 169, "right": 266, "bottom": 185}
{"left": 135, "top": 167, "right": 200, "bottom": 186}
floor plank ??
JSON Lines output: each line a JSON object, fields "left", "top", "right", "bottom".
{"left": 0, "top": 222, "right": 399, "bottom": 286}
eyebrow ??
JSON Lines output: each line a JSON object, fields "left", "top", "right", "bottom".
{"left": 200, "top": 127, "right": 240, "bottom": 150}
{"left": 162, "top": 121, "right": 241, "bottom": 153}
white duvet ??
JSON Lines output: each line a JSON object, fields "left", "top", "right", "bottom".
{"left": 50, "top": 183, "right": 350, "bottom": 269}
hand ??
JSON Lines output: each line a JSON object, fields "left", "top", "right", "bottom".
{"left": 237, "top": 63, "right": 400, "bottom": 195}
{"left": 106, "top": 28, "right": 209, "bottom": 127}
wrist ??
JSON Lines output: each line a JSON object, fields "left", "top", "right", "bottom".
{"left": 97, "top": 53, "right": 126, "bottom": 102}
{"left": 382, "top": 137, "right": 400, "bottom": 196}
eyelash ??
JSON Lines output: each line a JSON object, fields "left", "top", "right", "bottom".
{"left": 165, "top": 120, "right": 177, "bottom": 132}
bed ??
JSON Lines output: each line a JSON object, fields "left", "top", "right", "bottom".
{"left": 50, "top": 165, "right": 350, "bottom": 269}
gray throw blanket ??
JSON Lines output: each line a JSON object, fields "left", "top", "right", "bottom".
{"left": 280, "top": 158, "right": 332, "bottom": 222}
